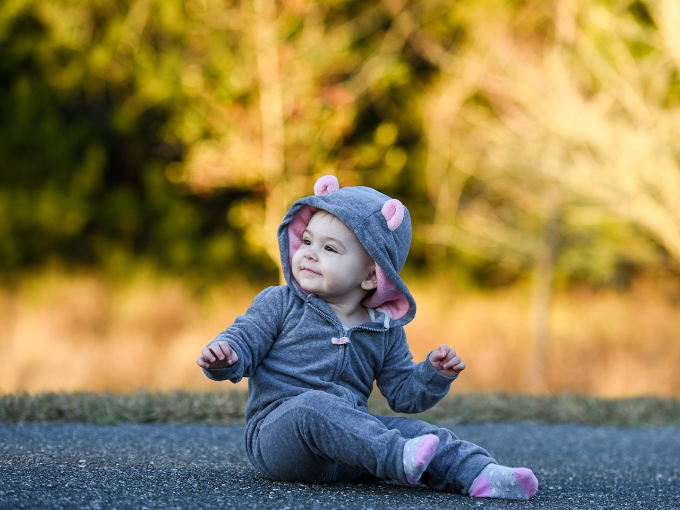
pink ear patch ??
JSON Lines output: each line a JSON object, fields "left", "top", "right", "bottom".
{"left": 381, "top": 199, "right": 404, "bottom": 231}
{"left": 287, "top": 205, "right": 318, "bottom": 285}
{"left": 314, "top": 175, "right": 340, "bottom": 196}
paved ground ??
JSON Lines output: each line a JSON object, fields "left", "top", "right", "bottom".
{"left": 1, "top": 421, "right": 679, "bottom": 509}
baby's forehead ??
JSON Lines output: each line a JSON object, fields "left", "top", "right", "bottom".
{"left": 306, "top": 209, "right": 373, "bottom": 261}
{"left": 308, "top": 210, "right": 348, "bottom": 231}
{"left": 308, "top": 210, "right": 361, "bottom": 242}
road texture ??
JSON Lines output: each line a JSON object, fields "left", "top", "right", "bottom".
{"left": 1, "top": 421, "right": 678, "bottom": 509}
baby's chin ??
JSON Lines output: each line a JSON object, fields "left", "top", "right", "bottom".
{"left": 294, "top": 275, "right": 319, "bottom": 293}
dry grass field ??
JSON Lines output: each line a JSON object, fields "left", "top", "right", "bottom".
{"left": 1, "top": 270, "right": 679, "bottom": 397}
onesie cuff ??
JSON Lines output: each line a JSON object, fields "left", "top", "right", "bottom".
{"left": 201, "top": 340, "right": 243, "bottom": 382}
{"left": 417, "top": 353, "right": 458, "bottom": 393}
{"left": 202, "top": 365, "right": 240, "bottom": 382}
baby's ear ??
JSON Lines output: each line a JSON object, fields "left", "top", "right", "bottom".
{"left": 361, "top": 268, "right": 378, "bottom": 291}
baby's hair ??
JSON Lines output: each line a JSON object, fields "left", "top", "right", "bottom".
{"left": 310, "top": 209, "right": 342, "bottom": 226}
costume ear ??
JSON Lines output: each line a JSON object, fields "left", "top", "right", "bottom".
{"left": 314, "top": 175, "right": 340, "bottom": 196}
{"left": 381, "top": 199, "right": 404, "bottom": 231}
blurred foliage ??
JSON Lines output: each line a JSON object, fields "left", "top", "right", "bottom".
{"left": 1, "top": 0, "right": 679, "bottom": 287}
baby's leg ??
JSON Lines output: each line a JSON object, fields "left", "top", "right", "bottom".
{"left": 377, "top": 416, "right": 538, "bottom": 499}
{"left": 376, "top": 415, "right": 494, "bottom": 493}
{"left": 252, "top": 391, "right": 410, "bottom": 484}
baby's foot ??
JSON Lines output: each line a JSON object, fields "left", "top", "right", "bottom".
{"left": 468, "top": 464, "right": 538, "bottom": 500}
{"left": 403, "top": 434, "right": 439, "bottom": 484}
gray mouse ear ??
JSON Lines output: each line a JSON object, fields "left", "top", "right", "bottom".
{"left": 314, "top": 175, "right": 340, "bottom": 196}
{"left": 382, "top": 199, "right": 404, "bottom": 231}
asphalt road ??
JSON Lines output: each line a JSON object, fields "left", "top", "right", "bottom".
{"left": 1, "top": 421, "right": 678, "bottom": 510}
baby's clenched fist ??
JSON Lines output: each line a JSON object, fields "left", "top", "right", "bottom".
{"left": 197, "top": 341, "right": 238, "bottom": 370}
{"left": 429, "top": 345, "right": 465, "bottom": 378}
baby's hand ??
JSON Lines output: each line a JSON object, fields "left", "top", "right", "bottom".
{"left": 197, "top": 341, "right": 239, "bottom": 370}
{"left": 429, "top": 345, "right": 465, "bottom": 378}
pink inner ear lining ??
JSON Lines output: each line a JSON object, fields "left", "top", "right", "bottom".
{"left": 381, "top": 199, "right": 404, "bottom": 231}
{"left": 361, "top": 264, "right": 410, "bottom": 320}
{"left": 314, "top": 175, "right": 340, "bottom": 196}
{"left": 287, "top": 205, "right": 318, "bottom": 291}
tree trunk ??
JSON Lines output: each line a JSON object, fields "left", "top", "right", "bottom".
{"left": 528, "top": 197, "right": 561, "bottom": 393}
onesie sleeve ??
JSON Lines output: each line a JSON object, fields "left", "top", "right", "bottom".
{"left": 375, "top": 327, "right": 457, "bottom": 414}
{"left": 203, "top": 286, "right": 287, "bottom": 384}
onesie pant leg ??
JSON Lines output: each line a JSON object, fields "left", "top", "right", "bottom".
{"left": 253, "top": 391, "right": 407, "bottom": 483}
{"left": 374, "top": 415, "right": 496, "bottom": 493}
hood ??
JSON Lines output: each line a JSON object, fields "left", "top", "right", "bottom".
{"left": 277, "top": 175, "right": 415, "bottom": 327}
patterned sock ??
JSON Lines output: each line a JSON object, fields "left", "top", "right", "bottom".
{"left": 468, "top": 464, "right": 538, "bottom": 500}
{"left": 403, "top": 434, "right": 439, "bottom": 484}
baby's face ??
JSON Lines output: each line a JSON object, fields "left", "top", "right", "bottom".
{"left": 291, "top": 211, "right": 375, "bottom": 303}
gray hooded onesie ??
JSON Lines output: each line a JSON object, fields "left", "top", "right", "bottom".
{"left": 204, "top": 176, "right": 494, "bottom": 491}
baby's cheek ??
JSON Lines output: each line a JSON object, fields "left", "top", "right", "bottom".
{"left": 290, "top": 251, "right": 302, "bottom": 272}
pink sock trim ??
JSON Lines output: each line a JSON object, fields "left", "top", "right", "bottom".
{"left": 469, "top": 475, "right": 491, "bottom": 498}
{"left": 405, "top": 434, "right": 439, "bottom": 484}
{"left": 415, "top": 435, "right": 439, "bottom": 467}
{"left": 514, "top": 468, "right": 539, "bottom": 499}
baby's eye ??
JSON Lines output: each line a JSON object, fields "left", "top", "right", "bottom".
{"left": 324, "top": 245, "right": 337, "bottom": 253}
{"left": 302, "top": 238, "right": 311, "bottom": 245}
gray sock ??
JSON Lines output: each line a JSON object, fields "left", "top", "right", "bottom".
{"left": 468, "top": 464, "right": 538, "bottom": 500}
{"left": 403, "top": 434, "right": 439, "bottom": 484}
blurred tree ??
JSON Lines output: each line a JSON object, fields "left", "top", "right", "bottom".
{"left": 415, "top": 0, "right": 680, "bottom": 389}
{"left": 0, "top": 0, "right": 262, "bottom": 281}
{"left": 0, "top": 0, "right": 677, "bottom": 304}
{"left": 0, "top": 0, "right": 442, "bottom": 281}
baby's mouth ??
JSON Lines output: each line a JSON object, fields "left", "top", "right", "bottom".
{"left": 301, "top": 267, "right": 320, "bottom": 276}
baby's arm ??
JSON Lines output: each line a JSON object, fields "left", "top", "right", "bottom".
{"left": 377, "top": 330, "right": 460, "bottom": 414}
{"left": 429, "top": 344, "right": 465, "bottom": 378}
{"left": 196, "top": 340, "right": 239, "bottom": 370}
{"left": 198, "top": 285, "right": 291, "bottom": 382}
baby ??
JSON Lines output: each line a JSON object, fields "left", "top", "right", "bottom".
{"left": 197, "top": 176, "right": 538, "bottom": 499}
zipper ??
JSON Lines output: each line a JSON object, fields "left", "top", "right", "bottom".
{"left": 307, "top": 301, "right": 385, "bottom": 382}
{"left": 307, "top": 302, "right": 385, "bottom": 334}
{"left": 307, "top": 302, "right": 342, "bottom": 329}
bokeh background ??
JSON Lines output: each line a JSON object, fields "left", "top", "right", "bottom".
{"left": 1, "top": 0, "right": 680, "bottom": 397}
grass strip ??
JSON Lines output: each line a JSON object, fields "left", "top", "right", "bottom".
{"left": 367, "top": 393, "right": 680, "bottom": 428}
{"left": 1, "top": 391, "right": 679, "bottom": 427}
{"left": 0, "top": 391, "right": 249, "bottom": 425}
